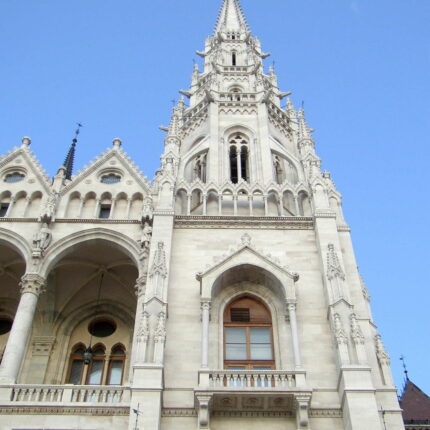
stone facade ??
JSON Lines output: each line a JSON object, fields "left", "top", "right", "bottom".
{"left": 0, "top": 0, "right": 405, "bottom": 429}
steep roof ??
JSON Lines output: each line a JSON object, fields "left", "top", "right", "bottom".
{"left": 214, "top": 0, "right": 249, "bottom": 34}
{"left": 400, "top": 379, "right": 430, "bottom": 423}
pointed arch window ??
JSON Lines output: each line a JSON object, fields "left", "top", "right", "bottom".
{"left": 86, "top": 344, "right": 106, "bottom": 385}
{"left": 107, "top": 344, "right": 126, "bottom": 385}
{"left": 229, "top": 134, "right": 249, "bottom": 183}
{"left": 224, "top": 297, "right": 274, "bottom": 370}
{"left": 67, "top": 344, "right": 86, "bottom": 385}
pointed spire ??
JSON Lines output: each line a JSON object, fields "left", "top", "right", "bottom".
{"left": 298, "top": 109, "right": 312, "bottom": 141}
{"left": 214, "top": 0, "right": 249, "bottom": 34}
{"left": 63, "top": 123, "right": 82, "bottom": 180}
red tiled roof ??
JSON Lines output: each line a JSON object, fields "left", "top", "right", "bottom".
{"left": 400, "top": 380, "right": 430, "bottom": 421}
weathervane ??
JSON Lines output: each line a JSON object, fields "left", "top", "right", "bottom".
{"left": 400, "top": 355, "right": 409, "bottom": 381}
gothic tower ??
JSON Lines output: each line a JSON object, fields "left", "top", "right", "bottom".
{"left": 0, "top": 1, "right": 404, "bottom": 429}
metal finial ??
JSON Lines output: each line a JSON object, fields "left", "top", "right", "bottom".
{"left": 400, "top": 355, "right": 409, "bottom": 381}
{"left": 63, "top": 123, "right": 83, "bottom": 180}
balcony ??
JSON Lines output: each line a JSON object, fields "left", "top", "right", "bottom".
{"left": 196, "top": 369, "right": 311, "bottom": 411}
{"left": 0, "top": 384, "right": 130, "bottom": 412}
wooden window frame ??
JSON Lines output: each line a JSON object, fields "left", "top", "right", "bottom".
{"left": 85, "top": 345, "right": 106, "bottom": 386}
{"left": 224, "top": 297, "right": 275, "bottom": 370}
{"left": 66, "top": 344, "right": 86, "bottom": 385}
{"left": 107, "top": 345, "right": 126, "bottom": 386}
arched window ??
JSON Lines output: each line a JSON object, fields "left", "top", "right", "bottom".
{"left": 107, "top": 344, "right": 126, "bottom": 385}
{"left": 86, "top": 344, "right": 106, "bottom": 385}
{"left": 67, "top": 344, "right": 86, "bottom": 385}
{"left": 232, "top": 51, "right": 237, "bottom": 66}
{"left": 229, "top": 134, "right": 249, "bottom": 183}
{"left": 224, "top": 296, "right": 274, "bottom": 370}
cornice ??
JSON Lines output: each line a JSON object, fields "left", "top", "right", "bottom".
{"left": 175, "top": 215, "right": 314, "bottom": 230}
{"left": 0, "top": 406, "right": 129, "bottom": 415}
{"left": 55, "top": 218, "right": 141, "bottom": 224}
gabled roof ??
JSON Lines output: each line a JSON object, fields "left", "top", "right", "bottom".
{"left": 60, "top": 144, "right": 152, "bottom": 196}
{"left": 0, "top": 143, "right": 51, "bottom": 192}
{"left": 400, "top": 379, "right": 430, "bottom": 422}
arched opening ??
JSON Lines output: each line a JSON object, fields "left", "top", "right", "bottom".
{"left": 10, "top": 191, "right": 27, "bottom": 217}
{"left": 39, "top": 237, "right": 138, "bottom": 385}
{"left": 66, "top": 192, "right": 82, "bottom": 218}
{"left": 0, "top": 192, "right": 12, "bottom": 217}
{"left": 190, "top": 189, "right": 203, "bottom": 215}
{"left": 229, "top": 133, "right": 249, "bottom": 183}
{"left": 282, "top": 191, "right": 296, "bottom": 216}
{"left": 252, "top": 190, "right": 265, "bottom": 216}
{"left": 175, "top": 189, "right": 188, "bottom": 215}
{"left": 27, "top": 191, "right": 43, "bottom": 218}
{"left": 267, "top": 191, "right": 280, "bottom": 216}
{"left": 82, "top": 192, "right": 96, "bottom": 218}
{"left": 224, "top": 296, "right": 274, "bottom": 371}
{"left": 99, "top": 192, "right": 112, "bottom": 219}
{"left": 206, "top": 190, "right": 219, "bottom": 215}
{"left": 107, "top": 344, "right": 126, "bottom": 385}
{"left": 130, "top": 193, "right": 143, "bottom": 219}
{"left": 113, "top": 192, "right": 128, "bottom": 219}
{"left": 298, "top": 191, "right": 311, "bottom": 216}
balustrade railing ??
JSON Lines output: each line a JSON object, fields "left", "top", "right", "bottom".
{"left": 7, "top": 385, "right": 129, "bottom": 404}
{"left": 199, "top": 370, "right": 306, "bottom": 390}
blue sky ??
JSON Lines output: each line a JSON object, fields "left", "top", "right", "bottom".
{"left": 1, "top": 0, "right": 429, "bottom": 393}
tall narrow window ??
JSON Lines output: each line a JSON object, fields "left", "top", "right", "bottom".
{"left": 229, "top": 147, "right": 238, "bottom": 184}
{"left": 224, "top": 296, "right": 274, "bottom": 370}
{"left": 99, "top": 204, "right": 111, "bottom": 219}
{"left": 240, "top": 147, "right": 248, "bottom": 181}
{"left": 107, "top": 345, "right": 126, "bottom": 385}
{"left": 67, "top": 344, "right": 86, "bottom": 385}
{"left": 229, "top": 133, "right": 249, "bottom": 183}
{"left": 232, "top": 52, "right": 237, "bottom": 66}
{"left": 0, "top": 203, "right": 9, "bottom": 217}
{"left": 86, "top": 345, "right": 106, "bottom": 385}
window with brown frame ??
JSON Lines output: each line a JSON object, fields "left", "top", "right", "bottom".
{"left": 66, "top": 343, "right": 86, "bottom": 385}
{"left": 224, "top": 296, "right": 274, "bottom": 370}
{"left": 85, "top": 344, "right": 106, "bottom": 385}
{"left": 107, "top": 344, "right": 126, "bottom": 385}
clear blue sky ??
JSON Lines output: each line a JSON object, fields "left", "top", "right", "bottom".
{"left": 1, "top": 0, "right": 429, "bottom": 393}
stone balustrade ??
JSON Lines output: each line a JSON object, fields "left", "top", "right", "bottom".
{"left": 199, "top": 369, "right": 307, "bottom": 390}
{"left": 1, "top": 384, "right": 130, "bottom": 405}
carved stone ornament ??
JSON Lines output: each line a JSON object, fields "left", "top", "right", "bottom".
{"left": 139, "top": 221, "right": 152, "bottom": 251}
{"left": 333, "top": 313, "right": 348, "bottom": 345}
{"left": 326, "top": 244, "right": 345, "bottom": 280}
{"left": 154, "top": 311, "right": 167, "bottom": 343}
{"left": 149, "top": 242, "right": 168, "bottom": 278}
{"left": 134, "top": 276, "right": 147, "bottom": 297}
{"left": 350, "top": 313, "right": 365, "bottom": 344}
{"left": 137, "top": 311, "right": 150, "bottom": 342}
{"left": 20, "top": 273, "right": 46, "bottom": 296}
{"left": 375, "top": 334, "right": 390, "bottom": 365}
{"left": 32, "top": 222, "right": 52, "bottom": 253}
{"left": 360, "top": 273, "right": 371, "bottom": 302}
{"left": 40, "top": 191, "right": 59, "bottom": 224}
{"left": 142, "top": 195, "right": 154, "bottom": 222}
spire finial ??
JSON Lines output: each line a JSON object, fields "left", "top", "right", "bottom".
{"left": 400, "top": 355, "right": 410, "bottom": 381}
{"left": 214, "top": 0, "right": 250, "bottom": 34}
{"left": 63, "top": 123, "right": 83, "bottom": 180}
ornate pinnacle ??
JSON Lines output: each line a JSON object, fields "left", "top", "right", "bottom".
{"left": 214, "top": 0, "right": 250, "bottom": 34}
{"left": 63, "top": 123, "right": 83, "bottom": 180}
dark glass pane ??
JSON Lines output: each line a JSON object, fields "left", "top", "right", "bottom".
{"left": 101, "top": 174, "right": 121, "bottom": 184}
{"left": 99, "top": 206, "right": 111, "bottom": 219}
{"left": 230, "top": 308, "right": 250, "bottom": 322}
{"left": 0, "top": 204, "right": 9, "bottom": 217}
{"left": 0, "top": 318, "right": 12, "bottom": 335}
{"left": 68, "top": 360, "right": 83, "bottom": 384}
{"left": 89, "top": 320, "right": 116, "bottom": 338}
{"left": 111, "top": 348, "right": 125, "bottom": 356}
{"left": 4, "top": 173, "right": 24, "bottom": 183}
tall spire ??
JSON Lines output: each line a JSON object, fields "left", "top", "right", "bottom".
{"left": 63, "top": 123, "right": 82, "bottom": 180}
{"left": 214, "top": 0, "right": 249, "bottom": 34}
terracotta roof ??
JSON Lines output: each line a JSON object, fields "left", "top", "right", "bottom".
{"left": 400, "top": 379, "right": 430, "bottom": 422}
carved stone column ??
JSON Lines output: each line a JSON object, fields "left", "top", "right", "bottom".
{"left": 350, "top": 313, "right": 367, "bottom": 364}
{"left": 0, "top": 274, "right": 46, "bottom": 383}
{"left": 287, "top": 301, "right": 302, "bottom": 368}
{"left": 153, "top": 311, "right": 166, "bottom": 364}
{"left": 201, "top": 300, "right": 211, "bottom": 369}
{"left": 332, "top": 313, "right": 350, "bottom": 365}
